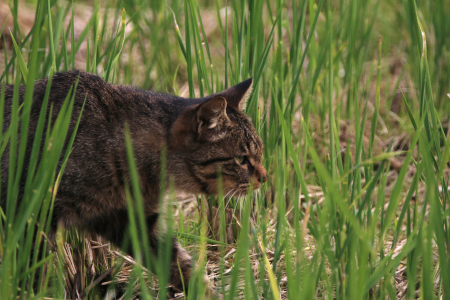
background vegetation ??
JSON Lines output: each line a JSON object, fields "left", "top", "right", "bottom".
{"left": 1, "top": 0, "right": 450, "bottom": 299}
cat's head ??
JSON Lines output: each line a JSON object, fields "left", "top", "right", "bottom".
{"left": 170, "top": 78, "right": 267, "bottom": 196}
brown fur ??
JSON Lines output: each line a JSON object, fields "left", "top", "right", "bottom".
{"left": 0, "top": 70, "right": 267, "bottom": 296}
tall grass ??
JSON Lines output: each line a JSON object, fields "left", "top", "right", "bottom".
{"left": 1, "top": 0, "right": 450, "bottom": 299}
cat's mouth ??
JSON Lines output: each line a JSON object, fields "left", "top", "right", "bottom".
{"left": 222, "top": 181, "right": 259, "bottom": 198}
{"left": 223, "top": 187, "right": 247, "bottom": 199}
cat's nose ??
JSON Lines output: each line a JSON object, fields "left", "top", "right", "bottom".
{"left": 256, "top": 165, "right": 267, "bottom": 184}
{"left": 259, "top": 172, "right": 267, "bottom": 183}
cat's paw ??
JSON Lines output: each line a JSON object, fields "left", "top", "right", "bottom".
{"left": 204, "top": 287, "right": 223, "bottom": 300}
{"left": 204, "top": 275, "right": 223, "bottom": 300}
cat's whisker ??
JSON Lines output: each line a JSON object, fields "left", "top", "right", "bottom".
{"left": 224, "top": 189, "right": 233, "bottom": 199}
{"left": 224, "top": 195, "right": 233, "bottom": 211}
{"left": 225, "top": 190, "right": 239, "bottom": 212}
{"left": 230, "top": 190, "right": 239, "bottom": 199}
{"left": 234, "top": 197, "right": 240, "bottom": 210}
{"left": 213, "top": 189, "right": 234, "bottom": 220}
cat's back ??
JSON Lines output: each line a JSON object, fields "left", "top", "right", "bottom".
{"left": 0, "top": 70, "right": 166, "bottom": 205}
{"left": 2, "top": 70, "right": 113, "bottom": 127}
{"left": 3, "top": 70, "right": 190, "bottom": 127}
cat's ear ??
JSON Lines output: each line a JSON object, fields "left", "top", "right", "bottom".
{"left": 195, "top": 96, "right": 230, "bottom": 141}
{"left": 220, "top": 77, "right": 253, "bottom": 111}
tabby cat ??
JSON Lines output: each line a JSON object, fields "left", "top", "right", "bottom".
{"left": 1, "top": 70, "right": 267, "bottom": 297}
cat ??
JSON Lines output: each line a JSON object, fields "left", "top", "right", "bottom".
{"left": 0, "top": 70, "right": 267, "bottom": 297}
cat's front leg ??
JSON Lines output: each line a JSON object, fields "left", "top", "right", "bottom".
{"left": 145, "top": 214, "right": 193, "bottom": 293}
{"left": 145, "top": 214, "right": 218, "bottom": 298}
{"left": 169, "top": 240, "right": 218, "bottom": 299}
{"left": 168, "top": 239, "right": 192, "bottom": 293}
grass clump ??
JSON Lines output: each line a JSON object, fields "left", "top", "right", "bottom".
{"left": 1, "top": 0, "right": 450, "bottom": 299}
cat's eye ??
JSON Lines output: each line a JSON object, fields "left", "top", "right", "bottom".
{"left": 236, "top": 156, "right": 246, "bottom": 164}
